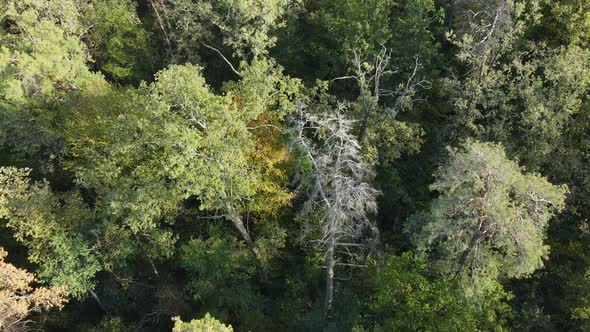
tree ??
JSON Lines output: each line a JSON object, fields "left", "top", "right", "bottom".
{"left": 2, "top": 0, "right": 589, "bottom": 329}
{"left": 444, "top": 0, "right": 590, "bottom": 169}
{"left": 533, "top": 0, "right": 590, "bottom": 47}
{"left": 523, "top": 88, "right": 590, "bottom": 330}
{"left": 67, "top": 64, "right": 253, "bottom": 259}
{"left": 408, "top": 140, "right": 567, "bottom": 294}
{"left": 274, "top": 0, "right": 441, "bottom": 81}
{"left": 0, "top": 246, "right": 68, "bottom": 331}
{"left": 172, "top": 313, "right": 233, "bottom": 332}
{"left": 178, "top": 228, "right": 265, "bottom": 329}
{"left": 369, "top": 252, "right": 512, "bottom": 331}
{"left": 329, "top": 47, "right": 426, "bottom": 173}
{"left": 149, "top": 0, "right": 289, "bottom": 64}
{"left": 0, "top": 167, "right": 101, "bottom": 298}
{"left": 332, "top": 46, "right": 429, "bottom": 142}
{"left": 84, "top": 0, "right": 158, "bottom": 84}
{"left": 441, "top": 3, "right": 590, "bottom": 327}
{"left": 291, "top": 101, "right": 380, "bottom": 315}
{"left": 0, "top": 0, "right": 104, "bottom": 166}
{"left": 68, "top": 62, "right": 296, "bottom": 261}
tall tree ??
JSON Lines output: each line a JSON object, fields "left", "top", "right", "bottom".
{"left": 275, "top": 0, "right": 442, "bottom": 81}
{"left": 369, "top": 252, "right": 512, "bottom": 331}
{"left": 68, "top": 61, "right": 297, "bottom": 261}
{"left": 0, "top": 167, "right": 101, "bottom": 298}
{"left": 291, "top": 100, "right": 379, "bottom": 315}
{"left": 445, "top": 0, "right": 590, "bottom": 168}
{"left": 149, "top": 0, "right": 289, "bottom": 65}
{"left": 0, "top": 0, "right": 104, "bottom": 167}
{"left": 408, "top": 140, "right": 567, "bottom": 294}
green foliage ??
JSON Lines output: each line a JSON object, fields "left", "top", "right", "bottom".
{"left": 370, "top": 252, "right": 511, "bottom": 331}
{"left": 85, "top": 0, "right": 158, "bottom": 83}
{"left": 409, "top": 141, "right": 567, "bottom": 294}
{"left": 0, "top": 0, "right": 104, "bottom": 162}
{"left": 1, "top": 0, "right": 590, "bottom": 330}
{"left": 68, "top": 63, "right": 250, "bottom": 231}
{"left": 445, "top": 0, "right": 590, "bottom": 169}
{"left": 363, "top": 113, "right": 424, "bottom": 166}
{"left": 315, "top": 0, "right": 441, "bottom": 71}
{"left": 178, "top": 232, "right": 264, "bottom": 328}
{"left": 565, "top": 257, "right": 590, "bottom": 329}
{"left": 0, "top": 167, "right": 101, "bottom": 298}
{"left": 275, "top": 0, "right": 441, "bottom": 80}
{"left": 179, "top": 232, "right": 256, "bottom": 302}
{"left": 534, "top": 0, "right": 590, "bottom": 47}
{"left": 387, "top": 0, "right": 443, "bottom": 73}
{"left": 156, "top": 0, "right": 288, "bottom": 64}
{"left": 371, "top": 252, "right": 475, "bottom": 330}
{"left": 67, "top": 85, "right": 181, "bottom": 261}
{"left": 0, "top": 0, "right": 88, "bottom": 103}
{"left": 86, "top": 317, "right": 131, "bottom": 332}
{"left": 159, "top": 0, "right": 213, "bottom": 63}
{"left": 529, "top": 100, "right": 590, "bottom": 330}
{"left": 172, "top": 313, "right": 233, "bottom": 332}
{"left": 211, "top": 0, "right": 288, "bottom": 58}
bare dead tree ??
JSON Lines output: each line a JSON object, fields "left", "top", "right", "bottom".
{"left": 290, "top": 103, "right": 380, "bottom": 317}
{"left": 332, "top": 46, "right": 431, "bottom": 141}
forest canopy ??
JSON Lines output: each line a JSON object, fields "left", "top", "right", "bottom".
{"left": 0, "top": 0, "right": 589, "bottom": 331}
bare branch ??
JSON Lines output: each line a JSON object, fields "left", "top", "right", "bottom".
{"left": 290, "top": 102, "right": 380, "bottom": 315}
{"left": 202, "top": 43, "right": 242, "bottom": 77}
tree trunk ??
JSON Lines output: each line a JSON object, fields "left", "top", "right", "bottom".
{"left": 324, "top": 228, "right": 336, "bottom": 317}
{"left": 455, "top": 232, "right": 480, "bottom": 276}
{"left": 90, "top": 290, "right": 108, "bottom": 314}
{"left": 149, "top": 0, "right": 172, "bottom": 56}
{"left": 220, "top": 188, "right": 258, "bottom": 259}
{"left": 227, "top": 209, "right": 258, "bottom": 259}
{"left": 148, "top": 258, "right": 160, "bottom": 279}
{"left": 358, "top": 92, "right": 370, "bottom": 142}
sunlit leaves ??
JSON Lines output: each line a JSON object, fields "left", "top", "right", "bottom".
{"left": 409, "top": 141, "right": 566, "bottom": 294}
{"left": 0, "top": 167, "right": 101, "bottom": 298}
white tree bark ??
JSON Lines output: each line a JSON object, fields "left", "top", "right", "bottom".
{"left": 291, "top": 103, "right": 380, "bottom": 317}
{"left": 324, "top": 228, "right": 336, "bottom": 315}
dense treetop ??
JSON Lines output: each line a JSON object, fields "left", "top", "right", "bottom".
{"left": 0, "top": 0, "right": 588, "bottom": 330}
